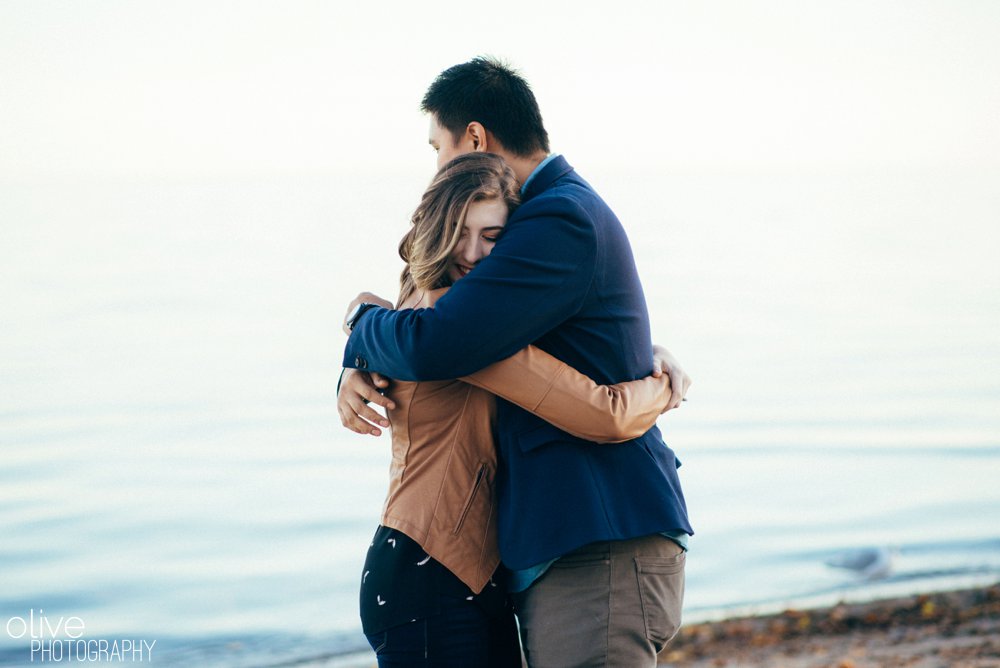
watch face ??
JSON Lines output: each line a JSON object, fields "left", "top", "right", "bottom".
{"left": 347, "top": 303, "right": 369, "bottom": 330}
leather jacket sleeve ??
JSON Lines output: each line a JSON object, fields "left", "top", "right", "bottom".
{"left": 461, "top": 346, "right": 670, "bottom": 444}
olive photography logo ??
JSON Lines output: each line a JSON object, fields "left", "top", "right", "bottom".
{"left": 5, "top": 610, "right": 156, "bottom": 663}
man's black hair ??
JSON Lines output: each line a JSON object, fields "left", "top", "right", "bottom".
{"left": 421, "top": 56, "right": 550, "bottom": 157}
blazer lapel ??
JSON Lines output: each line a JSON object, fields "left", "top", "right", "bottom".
{"left": 522, "top": 155, "right": 575, "bottom": 202}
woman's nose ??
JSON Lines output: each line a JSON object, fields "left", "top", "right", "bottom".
{"left": 463, "top": 240, "right": 486, "bottom": 264}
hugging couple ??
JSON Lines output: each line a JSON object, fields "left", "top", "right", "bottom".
{"left": 338, "top": 57, "right": 694, "bottom": 667}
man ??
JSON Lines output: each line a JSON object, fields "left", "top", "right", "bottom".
{"left": 339, "top": 57, "right": 693, "bottom": 667}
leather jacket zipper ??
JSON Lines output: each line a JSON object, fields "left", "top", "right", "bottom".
{"left": 453, "top": 463, "right": 488, "bottom": 535}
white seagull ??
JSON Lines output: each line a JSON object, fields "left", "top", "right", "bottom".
{"left": 825, "top": 547, "right": 897, "bottom": 580}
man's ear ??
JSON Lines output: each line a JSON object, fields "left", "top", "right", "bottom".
{"left": 465, "top": 122, "right": 489, "bottom": 152}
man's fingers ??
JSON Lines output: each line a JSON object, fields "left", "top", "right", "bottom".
{"left": 338, "top": 403, "right": 382, "bottom": 436}
{"left": 352, "top": 397, "right": 390, "bottom": 429}
{"left": 342, "top": 369, "right": 395, "bottom": 410}
{"left": 360, "top": 385, "right": 395, "bottom": 411}
{"left": 370, "top": 372, "right": 392, "bottom": 389}
{"left": 336, "top": 368, "right": 394, "bottom": 436}
{"left": 340, "top": 398, "right": 385, "bottom": 435}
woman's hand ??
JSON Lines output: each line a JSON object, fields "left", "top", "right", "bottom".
{"left": 652, "top": 345, "right": 692, "bottom": 412}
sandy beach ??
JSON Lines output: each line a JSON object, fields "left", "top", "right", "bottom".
{"left": 323, "top": 585, "right": 1000, "bottom": 668}
{"left": 659, "top": 584, "right": 1000, "bottom": 668}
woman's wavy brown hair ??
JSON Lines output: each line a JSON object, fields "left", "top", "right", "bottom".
{"left": 397, "top": 153, "right": 520, "bottom": 307}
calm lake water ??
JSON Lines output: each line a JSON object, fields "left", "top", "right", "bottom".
{"left": 2, "top": 167, "right": 998, "bottom": 666}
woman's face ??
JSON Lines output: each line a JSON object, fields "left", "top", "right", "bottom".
{"left": 447, "top": 198, "right": 508, "bottom": 283}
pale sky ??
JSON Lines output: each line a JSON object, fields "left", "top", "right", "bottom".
{"left": 1, "top": 0, "right": 998, "bottom": 178}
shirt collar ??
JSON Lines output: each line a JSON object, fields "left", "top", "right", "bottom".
{"left": 520, "top": 153, "right": 560, "bottom": 195}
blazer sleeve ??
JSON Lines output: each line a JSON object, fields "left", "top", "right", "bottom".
{"left": 461, "top": 346, "right": 670, "bottom": 444}
{"left": 342, "top": 196, "right": 597, "bottom": 381}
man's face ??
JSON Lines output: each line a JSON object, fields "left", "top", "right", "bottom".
{"left": 428, "top": 115, "right": 467, "bottom": 169}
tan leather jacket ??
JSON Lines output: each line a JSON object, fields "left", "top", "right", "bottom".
{"left": 380, "top": 345, "right": 673, "bottom": 593}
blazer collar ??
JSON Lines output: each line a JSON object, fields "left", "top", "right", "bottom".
{"left": 521, "top": 155, "right": 574, "bottom": 202}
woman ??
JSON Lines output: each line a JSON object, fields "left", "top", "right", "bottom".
{"left": 357, "top": 153, "right": 675, "bottom": 666}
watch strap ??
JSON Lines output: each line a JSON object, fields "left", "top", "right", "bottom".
{"left": 347, "top": 302, "right": 378, "bottom": 331}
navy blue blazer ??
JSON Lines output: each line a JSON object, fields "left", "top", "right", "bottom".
{"left": 343, "top": 155, "right": 693, "bottom": 569}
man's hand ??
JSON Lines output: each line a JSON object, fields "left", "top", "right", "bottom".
{"left": 342, "top": 292, "right": 394, "bottom": 335}
{"left": 337, "top": 368, "right": 396, "bottom": 436}
{"left": 652, "top": 345, "right": 692, "bottom": 412}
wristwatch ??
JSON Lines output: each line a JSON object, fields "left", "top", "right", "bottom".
{"left": 345, "top": 302, "right": 378, "bottom": 331}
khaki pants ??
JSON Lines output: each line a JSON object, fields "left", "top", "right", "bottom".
{"left": 512, "top": 534, "right": 685, "bottom": 668}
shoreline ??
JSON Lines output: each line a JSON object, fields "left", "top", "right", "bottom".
{"left": 658, "top": 583, "right": 1000, "bottom": 667}
{"left": 285, "top": 584, "right": 1000, "bottom": 668}
{"left": 42, "top": 583, "right": 991, "bottom": 667}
